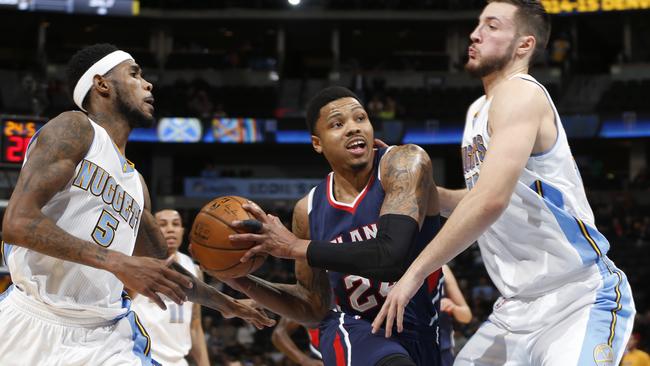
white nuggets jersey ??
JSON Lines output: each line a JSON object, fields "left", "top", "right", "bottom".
{"left": 131, "top": 253, "right": 197, "bottom": 366}
{"left": 4, "top": 116, "right": 144, "bottom": 320}
{"left": 462, "top": 74, "right": 611, "bottom": 298}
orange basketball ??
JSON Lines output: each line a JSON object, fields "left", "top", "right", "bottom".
{"left": 189, "top": 196, "right": 266, "bottom": 278}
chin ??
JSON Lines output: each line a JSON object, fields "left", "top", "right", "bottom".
{"left": 350, "top": 159, "right": 370, "bottom": 172}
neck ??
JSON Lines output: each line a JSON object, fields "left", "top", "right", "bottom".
{"left": 482, "top": 63, "right": 529, "bottom": 98}
{"left": 86, "top": 107, "right": 131, "bottom": 154}
{"left": 331, "top": 152, "right": 375, "bottom": 198}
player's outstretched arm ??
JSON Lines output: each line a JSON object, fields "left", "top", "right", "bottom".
{"left": 231, "top": 144, "right": 438, "bottom": 282}
{"left": 372, "top": 78, "right": 549, "bottom": 337}
{"left": 272, "top": 317, "right": 323, "bottom": 366}
{"left": 132, "top": 176, "right": 275, "bottom": 328}
{"left": 189, "top": 269, "right": 210, "bottom": 366}
{"left": 214, "top": 196, "right": 331, "bottom": 328}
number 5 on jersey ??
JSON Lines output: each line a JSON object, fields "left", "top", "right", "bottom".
{"left": 92, "top": 209, "right": 119, "bottom": 247}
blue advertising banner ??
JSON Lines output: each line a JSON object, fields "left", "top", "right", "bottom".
{"left": 185, "top": 178, "right": 321, "bottom": 200}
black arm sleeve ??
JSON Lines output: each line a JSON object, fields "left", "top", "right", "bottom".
{"left": 305, "top": 214, "right": 419, "bottom": 282}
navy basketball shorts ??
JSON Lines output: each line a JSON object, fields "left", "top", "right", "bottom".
{"left": 317, "top": 310, "right": 440, "bottom": 366}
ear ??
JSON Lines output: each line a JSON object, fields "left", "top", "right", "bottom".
{"left": 311, "top": 135, "right": 322, "bottom": 154}
{"left": 92, "top": 74, "right": 111, "bottom": 97}
{"left": 516, "top": 34, "right": 536, "bottom": 58}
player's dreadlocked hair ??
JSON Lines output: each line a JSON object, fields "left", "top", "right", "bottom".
{"left": 305, "top": 86, "right": 363, "bottom": 135}
{"left": 65, "top": 43, "right": 119, "bottom": 109}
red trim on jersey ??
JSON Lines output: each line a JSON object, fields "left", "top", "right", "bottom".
{"left": 333, "top": 332, "right": 346, "bottom": 366}
{"left": 326, "top": 172, "right": 376, "bottom": 214}
{"left": 427, "top": 268, "right": 442, "bottom": 294}
{"left": 308, "top": 328, "right": 320, "bottom": 348}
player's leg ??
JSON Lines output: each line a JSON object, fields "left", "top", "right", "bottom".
{"left": 318, "top": 311, "right": 412, "bottom": 366}
{"left": 454, "top": 320, "right": 526, "bottom": 366}
{"left": 531, "top": 264, "right": 635, "bottom": 366}
{"left": 376, "top": 354, "right": 416, "bottom": 366}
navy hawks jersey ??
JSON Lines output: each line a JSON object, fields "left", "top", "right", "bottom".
{"left": 307, "top": 147, "right": 442, "bottom": 332}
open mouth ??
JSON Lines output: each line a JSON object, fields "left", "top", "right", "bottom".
{"left": 144, "top": 97, "right": 155, "bottom": 109}
{"left": 346, "top": 138, "right": 367, "bottom": 156}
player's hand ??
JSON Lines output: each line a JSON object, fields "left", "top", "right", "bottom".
{"left": 229, "top": 201, "right": 310, "bottom": 261}
{"left": 111, "top": 253, "right": 193, "bottom": 310}
{"left": 371, "top": 271, "right": 422, "bottom": 337}
{"left": 223, "top": 297, "right": 276, "bottom": 329}
{"left": 440, "top": 297, "right": 455, "bottom": 314}
{"left": 373, "top": 138, "right": 389, "bottom": 148}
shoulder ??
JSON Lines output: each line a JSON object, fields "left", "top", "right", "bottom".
{"left": 27, "top": 111, "right": 94, "bottom": 162}
{"left": 293, "top": 194, "right": 309, "bottom": 218}
{"left": 38, "top": 111, "right": 93, "bottom": 142}
{"left": 491, "top": 77, "right": 547, "bottom": 110}
{"left": 380, "top": 144, "right": 431, "bottom": 172}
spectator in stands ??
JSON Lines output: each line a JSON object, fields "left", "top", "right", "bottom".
{"left": 621, "top": 332, "right": 650, "bottom": 366}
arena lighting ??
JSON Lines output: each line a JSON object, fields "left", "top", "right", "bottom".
{"left": 288, "top": 0, "right": 301, "bottom": 6}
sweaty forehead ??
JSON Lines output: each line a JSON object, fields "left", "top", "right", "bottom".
{"left": 480, "top": 2, "right": 518, "bottom": 24}
{"left": 322, "top": 97, "right": 363, "bottom": 117}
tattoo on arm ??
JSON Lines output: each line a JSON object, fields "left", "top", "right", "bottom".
{"left": 379, "top": 144, "right": 434, "bottom": 225}
{"left": 1, "top": 112, "right": 116, "bottom": 270}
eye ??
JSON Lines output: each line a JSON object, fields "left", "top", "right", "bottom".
{"left": 356, "top": 114, "right": 366, "bottom": 122}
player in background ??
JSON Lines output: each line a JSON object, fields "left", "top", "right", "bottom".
{"left": 372, "top": 1, "right": 635, "bottom": 365}
{"left": 439, "top": 265, "right": 472, "bottom": 366}
{"left": 131, "top": 209, "right": 210, "bottom": 366}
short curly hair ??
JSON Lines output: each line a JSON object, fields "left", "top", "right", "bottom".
{"left": 305, "top": 86, "right": 362, "bottom": 135}
{"left": 65, "top": 43, "right": 119, "bottom": 110}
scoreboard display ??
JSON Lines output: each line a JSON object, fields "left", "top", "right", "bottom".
{"left": 1, "top": 117, "right": 46, "bottom": 165}
{"left": 0, "top": 0, "right": 138, "bottom": 16}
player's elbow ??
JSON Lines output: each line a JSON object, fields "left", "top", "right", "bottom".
{"left": 1, "top": 205, "right": 29, "bottom": 244}
{"left": 480, "top": 197, "right": 508, "bottom": 220}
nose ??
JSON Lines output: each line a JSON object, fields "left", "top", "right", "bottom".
{"left": 143, "top": 78, "right": 153, "bottom": 92}
{"left": 469, "top": 24, "right": 481, "bottom": 44}
{"left": 345, "top": 121, "right": 361, "bottom": 137}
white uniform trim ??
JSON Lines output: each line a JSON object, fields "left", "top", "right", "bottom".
{"left": 338, "top": 312, "right": 352, "bottom": 366}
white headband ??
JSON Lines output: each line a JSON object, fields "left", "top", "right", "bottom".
{"left": 73, "top": 50, "right": 134, "bottom": 111}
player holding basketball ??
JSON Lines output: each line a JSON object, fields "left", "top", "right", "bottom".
{"left": 371, "top": 1, "right": 636, "bottom": 365}
{"left": 131, "top": 209, "right": 210, "bottom": 366}
{"left": 210, "top": 86, "right": 443, "bottom": 366}
{"left": 0, "top": 44, "right": 272, "bottom": 365}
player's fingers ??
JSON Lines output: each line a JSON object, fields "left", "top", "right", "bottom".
{"left": 269, "top": 215, "right": 283, "bottom": 225}
{"left": 396, "top": 299, "right": 406, "bottom": 333}
{"left": 143, "top": 289, "right": 167, "bottom": 310}
{"left": 242, "top": 202, "right": 268, "bottom": 222}
{"left": 371, "top": 303, "right": 387, "bottom": 334}
{"left": 163, "top": 266, "right": 193, "bottom": 289}
{"left": 229, "top": 233, "right": 265, "bottom": 243}
{"left": 240, "top": 245, "right": 265, "bottom": 263}
{"left": 374, "top": 138, "right": 389, "bottom": 148}
{"left": 384, "top": 302, "right": 395, "bottom": 338}
{"left": 154, "top": 277, "right": 187, "bottom": 305}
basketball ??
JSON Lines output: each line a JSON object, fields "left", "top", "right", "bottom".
{"left": 189, "top": 196, "right": 266, "bottom": 278}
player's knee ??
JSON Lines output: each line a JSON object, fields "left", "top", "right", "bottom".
{"left": 375, "top": 353, "right": 416, "bottom": 366}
